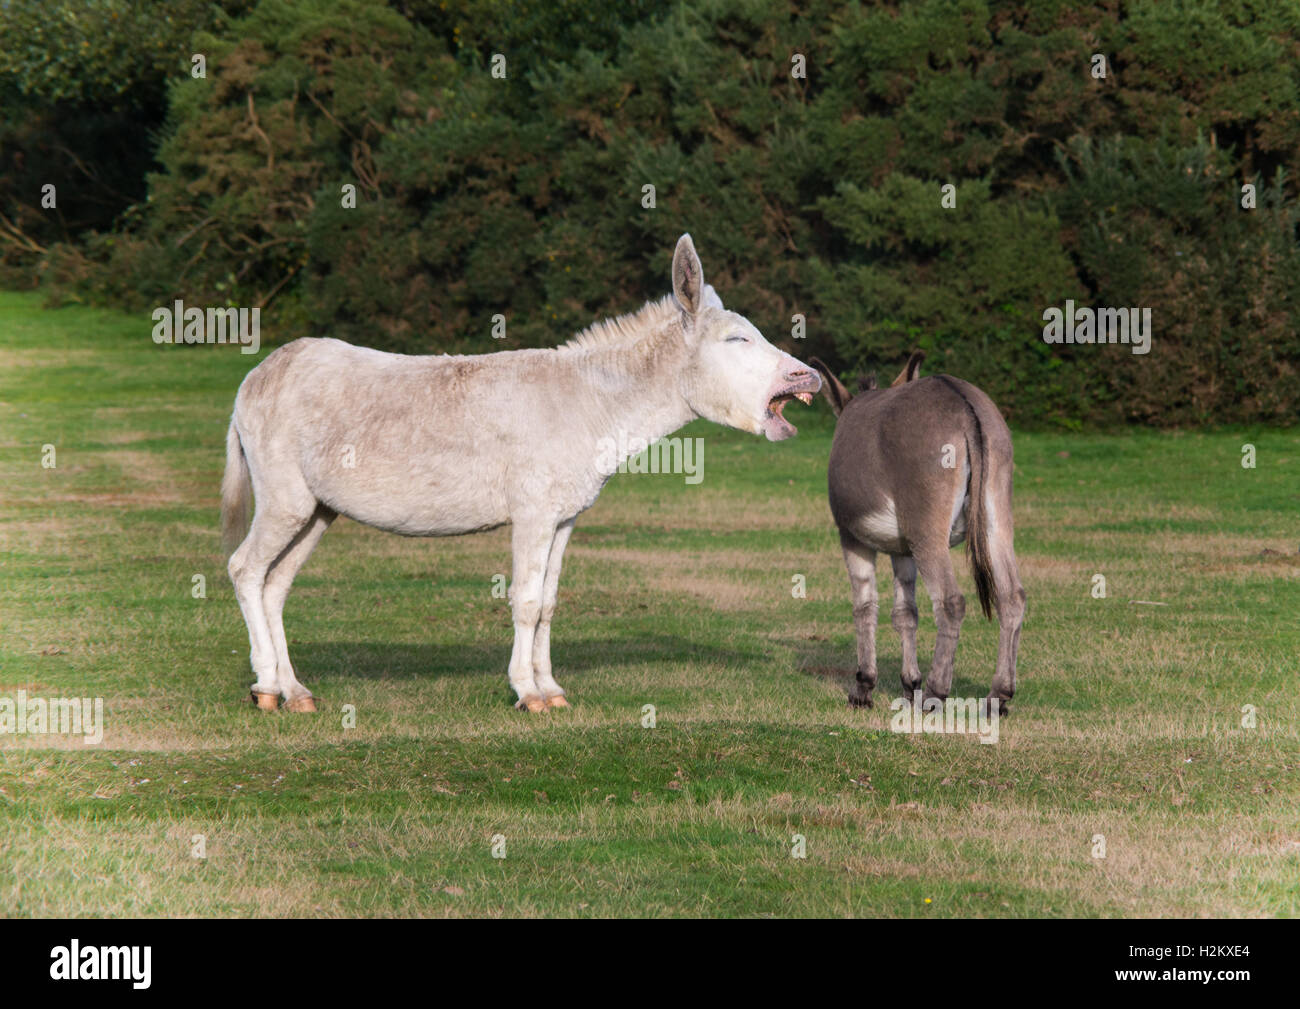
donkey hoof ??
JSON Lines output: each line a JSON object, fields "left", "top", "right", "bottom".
{"left": 284, "top": 695, "right": 317, "bottom": 714}
{"left": 250, "top": 691, "right": 279, "bottom": 712}
{"left": 984, "top": 696, "right": 1009, "bottom": 718}
{"left": 545, "top": 694, "right": 570, "bottom": 709}
{"left": 847, "top": 691, "right": 873, "bottom": 709}
{"left": 515, "top": 696, "right": 548, "bottom": 714}
{"left": 921, "top": 688, "right": 947, "bottom": 708}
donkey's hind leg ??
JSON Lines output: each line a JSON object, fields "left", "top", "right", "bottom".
{"left": 263, "top": 504, "right": 336, "bottom": 712}
{"left": 229, "top": 501, "right": 316, "bottom": 711}
{"left": 987, "top": 529, "right": 1025, "bottom": 717}
{"left": 840, "top": 531, "right": 879, "bottom": 708}
{"left": 889, "top": 555, "right": 923, "bottom": 698}
{"left": 913, "top": 547, "right": 965, "bottom": 704}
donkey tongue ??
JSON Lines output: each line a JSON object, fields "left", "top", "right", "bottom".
{"left": 769, "top": 393, "right": 793, "bottom": 417}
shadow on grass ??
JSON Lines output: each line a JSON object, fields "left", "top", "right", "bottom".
{"left": 285, "top": 633, "right": 769, "bottom": 683}
{"left": 795, "top": 642, "right": 1003, "bottom": 709}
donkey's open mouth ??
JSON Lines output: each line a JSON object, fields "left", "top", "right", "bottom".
{"left": 764, "top": 381, "right": 819, "bottom": 440}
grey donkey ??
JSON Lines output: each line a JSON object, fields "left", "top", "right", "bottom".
{"left": 809, "top": 353, "right": 1026, "bottom": 715}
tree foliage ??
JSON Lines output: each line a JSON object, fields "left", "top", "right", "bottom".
{"left": 11, "top": 0, "right": 1300, "bottom": 426}
{"left": 0, "top": 1, "right": 244, "bottom": 270}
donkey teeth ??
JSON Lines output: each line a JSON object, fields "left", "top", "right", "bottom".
{"left": 796, "top": 392, "right": 813, "bottom": 404}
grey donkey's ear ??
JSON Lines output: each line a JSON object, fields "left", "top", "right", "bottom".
{"left": 671, "top": 234, "right": 705, "bottom": 316}
{"left": 808, "top": 357, "right": 851, "bottom": 416}
{"left": 701, "top": 284, "right": 724, "bottom": 311}
{"left": 890, "top": 350, "right": 925, "bottom": 387}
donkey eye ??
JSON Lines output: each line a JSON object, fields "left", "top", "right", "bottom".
{"left": 725, "top": 334, "right": 750, "bottom": 344}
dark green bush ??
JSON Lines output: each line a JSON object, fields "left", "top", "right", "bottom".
{"left": 0, "top": 1, "right": 244, "bottom": 277}
{"left": 11, "top": 0, "right": 1300, "bottom": 427}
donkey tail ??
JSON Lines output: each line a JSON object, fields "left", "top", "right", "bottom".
{"left": 964, "top": 425, "right": 995, "bottom": 621}
{"left": 221, "top": 419, "right": 251, "bottom": 555}
{"left": 937, "top": 376, "right": 994, "bottom": 620}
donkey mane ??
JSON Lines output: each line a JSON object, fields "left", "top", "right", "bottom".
{"left": 565, "top": 295, "right": 680, "bottom": 350}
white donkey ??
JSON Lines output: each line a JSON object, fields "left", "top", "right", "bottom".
{"left": 222, "top": 235, "right": 820, "bottom": 712}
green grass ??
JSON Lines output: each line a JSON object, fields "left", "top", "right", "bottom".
{"left": 1, "top": 289, "right": 1298, "bottom": 917}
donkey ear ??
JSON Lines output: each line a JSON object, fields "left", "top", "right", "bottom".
{"left": 671, "top": 233, "right": 705, "bottom": 317}
{"left": 701, "top": 283, "right": 724, "bottom": 311}
{"left": 890, "top": 350, "right": 925, "bottom": 387}
{"left": 808, "top": 357, "right": 851, "bottom": 416}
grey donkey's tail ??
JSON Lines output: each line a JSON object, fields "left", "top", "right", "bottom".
{"left": 936, "top": 377, "right": 994, "bottom": 620}
{"left": 221, "top": 420, "right": 251, "bottom": 555}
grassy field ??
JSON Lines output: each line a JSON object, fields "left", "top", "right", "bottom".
{"left": 2, "top": 289, "right": 1298, "bottom": 918}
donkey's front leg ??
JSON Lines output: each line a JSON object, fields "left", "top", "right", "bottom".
{"left": 532, "top": 519, "right": 575, "bottom": 708}
{"left": 507, "top": 519, "right": 558, "bottom": 713}
{"left": 840, "top": 531, "right": 879, "bottom": 708}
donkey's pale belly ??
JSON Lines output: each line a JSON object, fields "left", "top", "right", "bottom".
{"left": 845, "top": 493, "right": 969, "bottom": 554}
{"left": 304, "top": 452, "right": 608, "bottom": 537}
{"left": 305, "top": 455, "right": 510, "bottom": 536}
{"left": 848, "top": 498, "right": 908, "bottom": 554}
